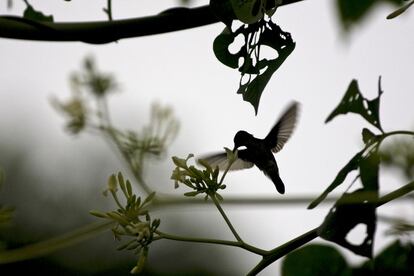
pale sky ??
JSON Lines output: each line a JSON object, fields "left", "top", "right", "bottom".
{"left": 1, "top": 0, "right": 414, "bottom": 275}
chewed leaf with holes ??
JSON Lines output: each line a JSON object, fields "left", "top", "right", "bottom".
{"left": 213, "top": 20, "right": 295, "bottom": 114}
{"left": 326, "top": 78, "right": 384, "bottom": 132}
{"left": 308, "top": 150, "right": 364, "bottom": 209}
{"left": 318, "top": 189, "right": 377, "bottom": 258}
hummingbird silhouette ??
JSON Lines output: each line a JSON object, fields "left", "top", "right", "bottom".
{"left": 199, "top": 102, "right": 299, "bottom": 194}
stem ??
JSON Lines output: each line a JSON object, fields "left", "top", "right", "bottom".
{"left": 0, "top": 1, "right": 305, "bottom": 43}
{"left": 155, "top": 230, "right": 268, "bottom": 256}
{"left": 0, "top": 221, "right": 114, "bottom": 264}
{"left": 96, "top": 96, "right": 152, "bottom": 195}
{"left": 247, "top": 180, "right": 414, "bottom": 275}
{"left": 382, "top": 130, "right": 414, "bottom": 139}
{"left": 103, "top": 0, "right": 113, "bottom": 21}
{"left": 211, "top": 193, "right": 243, "bottom": 243}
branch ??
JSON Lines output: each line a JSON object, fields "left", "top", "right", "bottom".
{"left": 247, "top": 180, "right": 414, "bottom": 275}
{"left": 0, "top": 1, "right": 305, "bottom": 44}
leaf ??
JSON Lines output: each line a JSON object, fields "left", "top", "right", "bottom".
{"left": 142, "top": 192, "right": 156, "bottom": 206}
{"left": 326, "top": 78, "right": 383, "bottom": 132}
{"left": 387, "top": 0, "right": 414, "bottom": 19}
{"left": 359, "top": 149, "right": 380, "bottom": 192}
{"left": 23, "top": 3, "right": 54, "bottom": 22}
{"left": 356, "top": 240, "right": 414, "bottom": 274}
{"left": 213, "top": 27, "right": 240, "bottom": 69}
{"left": 238, "top": 21, "right": 295, "bottom": 114}
{"left": 336, "top": 0, "right": 404, "bottom": 30}
{"left": 362, "top": 128, "right": 378, "bottom": 145}
{"left": 281, "top": 244, "right": 351, "bottom": 276}
{"left": 318, "top": 189, "right": 377, "bottom": 258}
{"left": 308, "top": 150, "right": 364, "bottom": 209}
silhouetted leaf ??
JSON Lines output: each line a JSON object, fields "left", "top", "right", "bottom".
{"left": 387, "top": 0, "right": 414, "bottom": 19}
{"left": 318, "top": 189, "right": 377, "bottom": 258}
{"left": 213, "top": 27, "right": 240, "bottom": 69}
{"left": 359, "top": 149, "right": 380, "bottom": 192}
{"left": 326, "top": 78, "right": 384, "bottom": 132}
{"left": 354, "top": 240, "right": 414, "bottom": 275}
{"left": 214, "top": 19, "right": 295, "bottom": 114}
{"left": 308, "top": 150, "right": 363, "bottom": 209}
{"left": 23, "top": 3, "right": 54, "bottom": 22}
{"left": 362, "top": 128, "right": 378, "bottom": 145}
{"left": 336, "top": 0, "right": 404, "bottom": 30}
{"left": 282, "top": 244, "right": 351, "bottom": 276}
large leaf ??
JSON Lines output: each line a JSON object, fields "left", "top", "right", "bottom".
{"left": 326, "top": 78, "right": 384, "bottom": 132}
{"left": 214, "top": 20, "right": 295, "bottom": 114}
{"left": 281, "top": 244, "right": 351, "bottom": 276}
{"left": 318, "top": 189, "right": 377, "bottom": 258}
{"left": 308, "top": 150, "right": 363, "bottom": 209}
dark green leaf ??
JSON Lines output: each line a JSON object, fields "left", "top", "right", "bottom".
{"left": 318, "top": 189, "right": 377, "bottom": 258}
{"left": 213, "top": 27, "right": 240, "bottom": 69}
{"left": 362, "top": 128, "right": 378, "bottom": 145}
{"left": 359, "top": 149, "right": 380, "bottom": 192}
{"left": 387, "top": 0, "right": 414, "bottom": 19}
{"left": 281, "top": 244, "right": 351, "bottom": 276}
{"left": 326, "top": 78, "right": 383, "bottom": 132}
{"left": 237, "top": 21, "right": 295, "bottom": 114}
{"left": 308, "top": 150, "right": 363, "bottom": 209}
{"left": 23, "top": 4, "right": 54, "bottom": 22}
{"left": 336, "top": 0, "right": 404, "bottom": 30}
{"left": 355, "top": 240, "right": 414, "bottom": 275}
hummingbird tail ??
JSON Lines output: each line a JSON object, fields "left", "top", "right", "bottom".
{"left": 269, "top": 172, "right": 285, "bottom": 194}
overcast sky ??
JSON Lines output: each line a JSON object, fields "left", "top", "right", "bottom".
{"left": 1, "top": 0, "right": 414, "bottom": 275}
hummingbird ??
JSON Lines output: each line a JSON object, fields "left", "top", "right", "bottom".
{"left": 199, "top": 102, "right": 299, "bottom": 194}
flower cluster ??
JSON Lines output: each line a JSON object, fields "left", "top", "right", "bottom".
{"left": 90, "top": 173, "right": 159, "bottom": 274}
{"left": 171, "top": 149, "right": 237, "bottom": 200}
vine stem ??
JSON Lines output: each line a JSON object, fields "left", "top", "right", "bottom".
{"left": 154, "top": 230, "right": 268, "bottom": 256}
{"left": 211, "top": 193, "right": 243, "bottom": 243}
{"left": 247, "top": 180, "right": 414, "bottom": 275}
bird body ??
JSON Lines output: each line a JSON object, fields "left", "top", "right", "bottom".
{"left": 199, "top": 102, "right": 299, "bottom": 194}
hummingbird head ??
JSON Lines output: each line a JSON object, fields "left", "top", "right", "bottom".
{"left": 233, "top": 130, "right": 253, "bottom": 152}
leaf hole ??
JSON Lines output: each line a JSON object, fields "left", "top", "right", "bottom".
{"left": 229, "top": 33, "right": 245, "bottom": 55}
{"left": 345, "top": 223, "right": 367, "bottom": 246}
{"left": 260, "top": 45, "right": 279, "bottom": 61}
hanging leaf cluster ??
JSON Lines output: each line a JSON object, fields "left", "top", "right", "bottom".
{"left": 211, "top": 0, "right": 295, "bottom": 114}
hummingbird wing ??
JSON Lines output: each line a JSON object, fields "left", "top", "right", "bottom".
{"left": 198, "top": 150, "right": 254, "bottom": 171}
{"left": 264, "top": 101, "right": 299, "bottom": 153}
